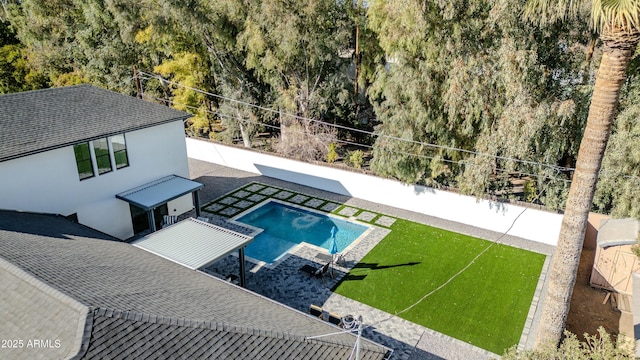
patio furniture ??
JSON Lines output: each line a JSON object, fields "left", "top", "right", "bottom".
{"left": 162, "top": 215, "right": 177, "bottom": 227}
{"left": 341, "top": 314, "right": 358, "bottom": 331}
{"left": 328, "top": 312, "right": 342, "bottom": 327}
{"left": 335, "top": 253, "right": 347, "bottom": 266}
{"left": 299, "top": 262, "right": 331, "bottom": 280}
{"left": 309, "top": 304, "right": 324, "bottom": 319}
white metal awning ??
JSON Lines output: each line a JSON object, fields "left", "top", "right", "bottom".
{"left": 132, "top": 218, "right": 254, "bottom": 270}
{"left": 116, "top": 175, "right": 203, "bottom": 211}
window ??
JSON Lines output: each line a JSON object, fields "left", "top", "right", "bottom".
{"left": 73, "top": 142, "right": 94, "bottom": 180}
{"left": 110, "top": 134, "right": 129, "bottom": 169}
{"left": 93, "top": 138, "right": 112, "bottom": 175}
{"left": 72, "top": 133, "right": 129, "bottom": 180}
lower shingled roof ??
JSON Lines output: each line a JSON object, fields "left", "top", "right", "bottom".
{"left": 0, "top": 210, "right": 389, "bottom": 359}
{"left": 75, "top": 308, "right": 385, "bottom": 360}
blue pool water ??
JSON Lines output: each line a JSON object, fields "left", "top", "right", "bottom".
{"left": 235, "top": 201, "right": 368, "bottom": 264}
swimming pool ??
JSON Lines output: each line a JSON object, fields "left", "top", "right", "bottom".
{"left": 235, "top": 200, "right": 369, "bottom": 264}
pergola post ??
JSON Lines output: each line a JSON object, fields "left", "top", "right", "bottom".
{"left": 193, "top": 190, "right": 202, "bottom": 218}
{"left": 239, "top": 247, "right": 246, "bottom": 288}
{"left": 147, "top": 210, "right": 156, "bottom": 233}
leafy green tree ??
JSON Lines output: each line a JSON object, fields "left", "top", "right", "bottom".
{"left": 524, "top": 0, "right": 640, "bottom": 348}
{"left": 5, "top": 0, "right": 151, "bottom": 92}
{"left": 5, "top": 0, "right": 81, "bottom": 82}
{"left": 594, "top": 62, "right": 640, "bottom": 217}
{"left": 366, "top": 0, "right": 588, "bottom": 199}
{"left": 239, "top": 0, "right": 352, "bottom": 157}
{"left": 141, "top": 0, "right": 269, "bottom": 145}
{"left": 0, "top": 20, "right": 48, "bottom": 93}
{"left": 0, "top": 20, "right": 19, "bottom": 48}
{"left": 214, "top": 85, "right": 269, "bottom": 147}
{"left": 154, "top": 52, "right": 214, "bottom": 135}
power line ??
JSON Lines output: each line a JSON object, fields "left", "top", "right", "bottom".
{"left": 138, "top": 79, "right": 640, "bottom": 185}
{"left": 142, "top": 93, "right": 574, "bottom": 185}
{"left": 115, "top": 76, "right": 136, "bottom": 89}
{"left": 144, "top": 93, "right": 571, "bottom": 183}
{"left": 137, "top": 71, "right": 576, "bottom": 174}
{"left": 140, "top": 74, "right": 640, "bottom": 184}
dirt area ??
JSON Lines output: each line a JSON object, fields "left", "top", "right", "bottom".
{"left": 565, "top": 246, "right": 622, "bottom": 341}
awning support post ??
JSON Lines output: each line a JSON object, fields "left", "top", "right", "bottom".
{"left": 193, "top": 190, "right": 202, "bottom": 218}
{"left": 147, "top": 210, "right": 156, "bottom": 233}
{"left": 239, "top": 247, "right": 247, "bottom": 288}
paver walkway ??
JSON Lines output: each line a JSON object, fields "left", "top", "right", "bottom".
{"left": 186, "top": 158, "right": 555, "bottom": 359}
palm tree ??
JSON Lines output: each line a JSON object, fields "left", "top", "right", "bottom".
{"left": 524, "top": 0, "right": 640, "bottom": 348}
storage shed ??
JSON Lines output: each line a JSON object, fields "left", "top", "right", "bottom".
{"left": 590, "top": 218, "right": 640, "bottom": 312}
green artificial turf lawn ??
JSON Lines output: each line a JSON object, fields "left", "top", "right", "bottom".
{"left": 332, "top": 219, "right": 546, "bottom": 354}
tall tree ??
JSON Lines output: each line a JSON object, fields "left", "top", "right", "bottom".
{"left": 366, "top": 0, "right": 588, "bottom": 199}
{"left": 525, "top": 0, "right": 640, "bottom": 348}
{"left": 5, "top": 0, "right": 151, "bottom": 91}
{"left": 144, "top": 0, "right": 268, "bottom": 144}
{"left": 5, "top": 0, "right": 85, "bottom": 84}
{"left": 239, "top": 0, "right": 351, "bottom": 159}
{"left": 153, "top": 51, "right": 214, "bottom": 134}
{"left": 0, "top": 19, "right": 48, "bottom": 93}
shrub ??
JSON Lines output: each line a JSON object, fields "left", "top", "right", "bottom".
{"left": 326, "top": 143, "right": 339, "bottom": 163}
{"left": 347, "top": 150, "right": 364, "bottom": 169}
{"left": 275, "top": 118, "right": 337, "bottom": 161}
{"left": 523, "top": 180, "right": 538, "bottom": 203}
{"left": 501, "top": 327, "right": 633, "bottom": 359}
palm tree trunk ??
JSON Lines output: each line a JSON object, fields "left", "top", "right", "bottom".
{"left": 534, "top": 28, "right": 639, "bottom": 348}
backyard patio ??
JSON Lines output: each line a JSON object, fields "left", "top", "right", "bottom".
{"left": 185, "top": 158, "right": 555, "bottom": 360}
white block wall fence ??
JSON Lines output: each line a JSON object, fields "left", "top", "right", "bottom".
{"left": 187, "top": 138, "right": 562, "bottom": 246}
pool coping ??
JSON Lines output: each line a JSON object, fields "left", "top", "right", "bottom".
{"left": 227, "top": 198, "right": 377, "bottom": 271}
{"left": 201, "top": 181, "right": 398, "bottom": 229}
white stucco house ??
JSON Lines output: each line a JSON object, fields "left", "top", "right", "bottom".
{"left": 0, "top": 85, "right": 203, "bottom": 240}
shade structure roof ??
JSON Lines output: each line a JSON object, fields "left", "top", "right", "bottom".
{"left": 116, "top": 175, "right": 203, "bottom": 210}
{"left": 597, "top": 218, "right": 640, "bottom": 248}
{"left": 132, "top": 218, "right": 254, "bottom": 269}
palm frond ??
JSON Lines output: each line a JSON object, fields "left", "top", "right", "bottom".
{"left": 592, "top": 0, "right": 640, "bottom": 33}
{"left": 523, "top": 0, "right": 585, "bottom": 25}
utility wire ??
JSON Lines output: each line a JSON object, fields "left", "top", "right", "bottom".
{"left": 137, "top": 71, "right": 575, "bottom": 173}
{"left": 142, "top": 93, "right": 574, "bottom": 185}
{"left": 133, "top": 72, "right": 640, "bottom": 183}
{"left": 141, "top": 82, "right": 637, "bottom": 184}
{"left": 115, "top": 76, "right": 136, "bottom": 89}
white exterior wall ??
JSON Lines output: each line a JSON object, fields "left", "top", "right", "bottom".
{"left": 187, "top": 138, "right": 563, "bottom": 246}
{"left": 0, "top": 121, "right": 191, "bottom": 240}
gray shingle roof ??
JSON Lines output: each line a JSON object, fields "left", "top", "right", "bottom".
{"left": 0, "top": 85, "right": 192, "bottom": 162}
{"left": 0, "top": 211, "right": 389, "bottom": 359}
{"left": 76, "top": 308, "right": 383, "bottom": 360}
{"left": 0, "top": 257, "right": 87, "bottom": 360}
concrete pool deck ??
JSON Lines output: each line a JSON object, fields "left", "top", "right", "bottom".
{"left": 187, "top": 158, "right": 555, "bottom": 359}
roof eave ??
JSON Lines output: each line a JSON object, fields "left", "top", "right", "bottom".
{"left": 0, "top": 116, "right": 191, "bottom": 164}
